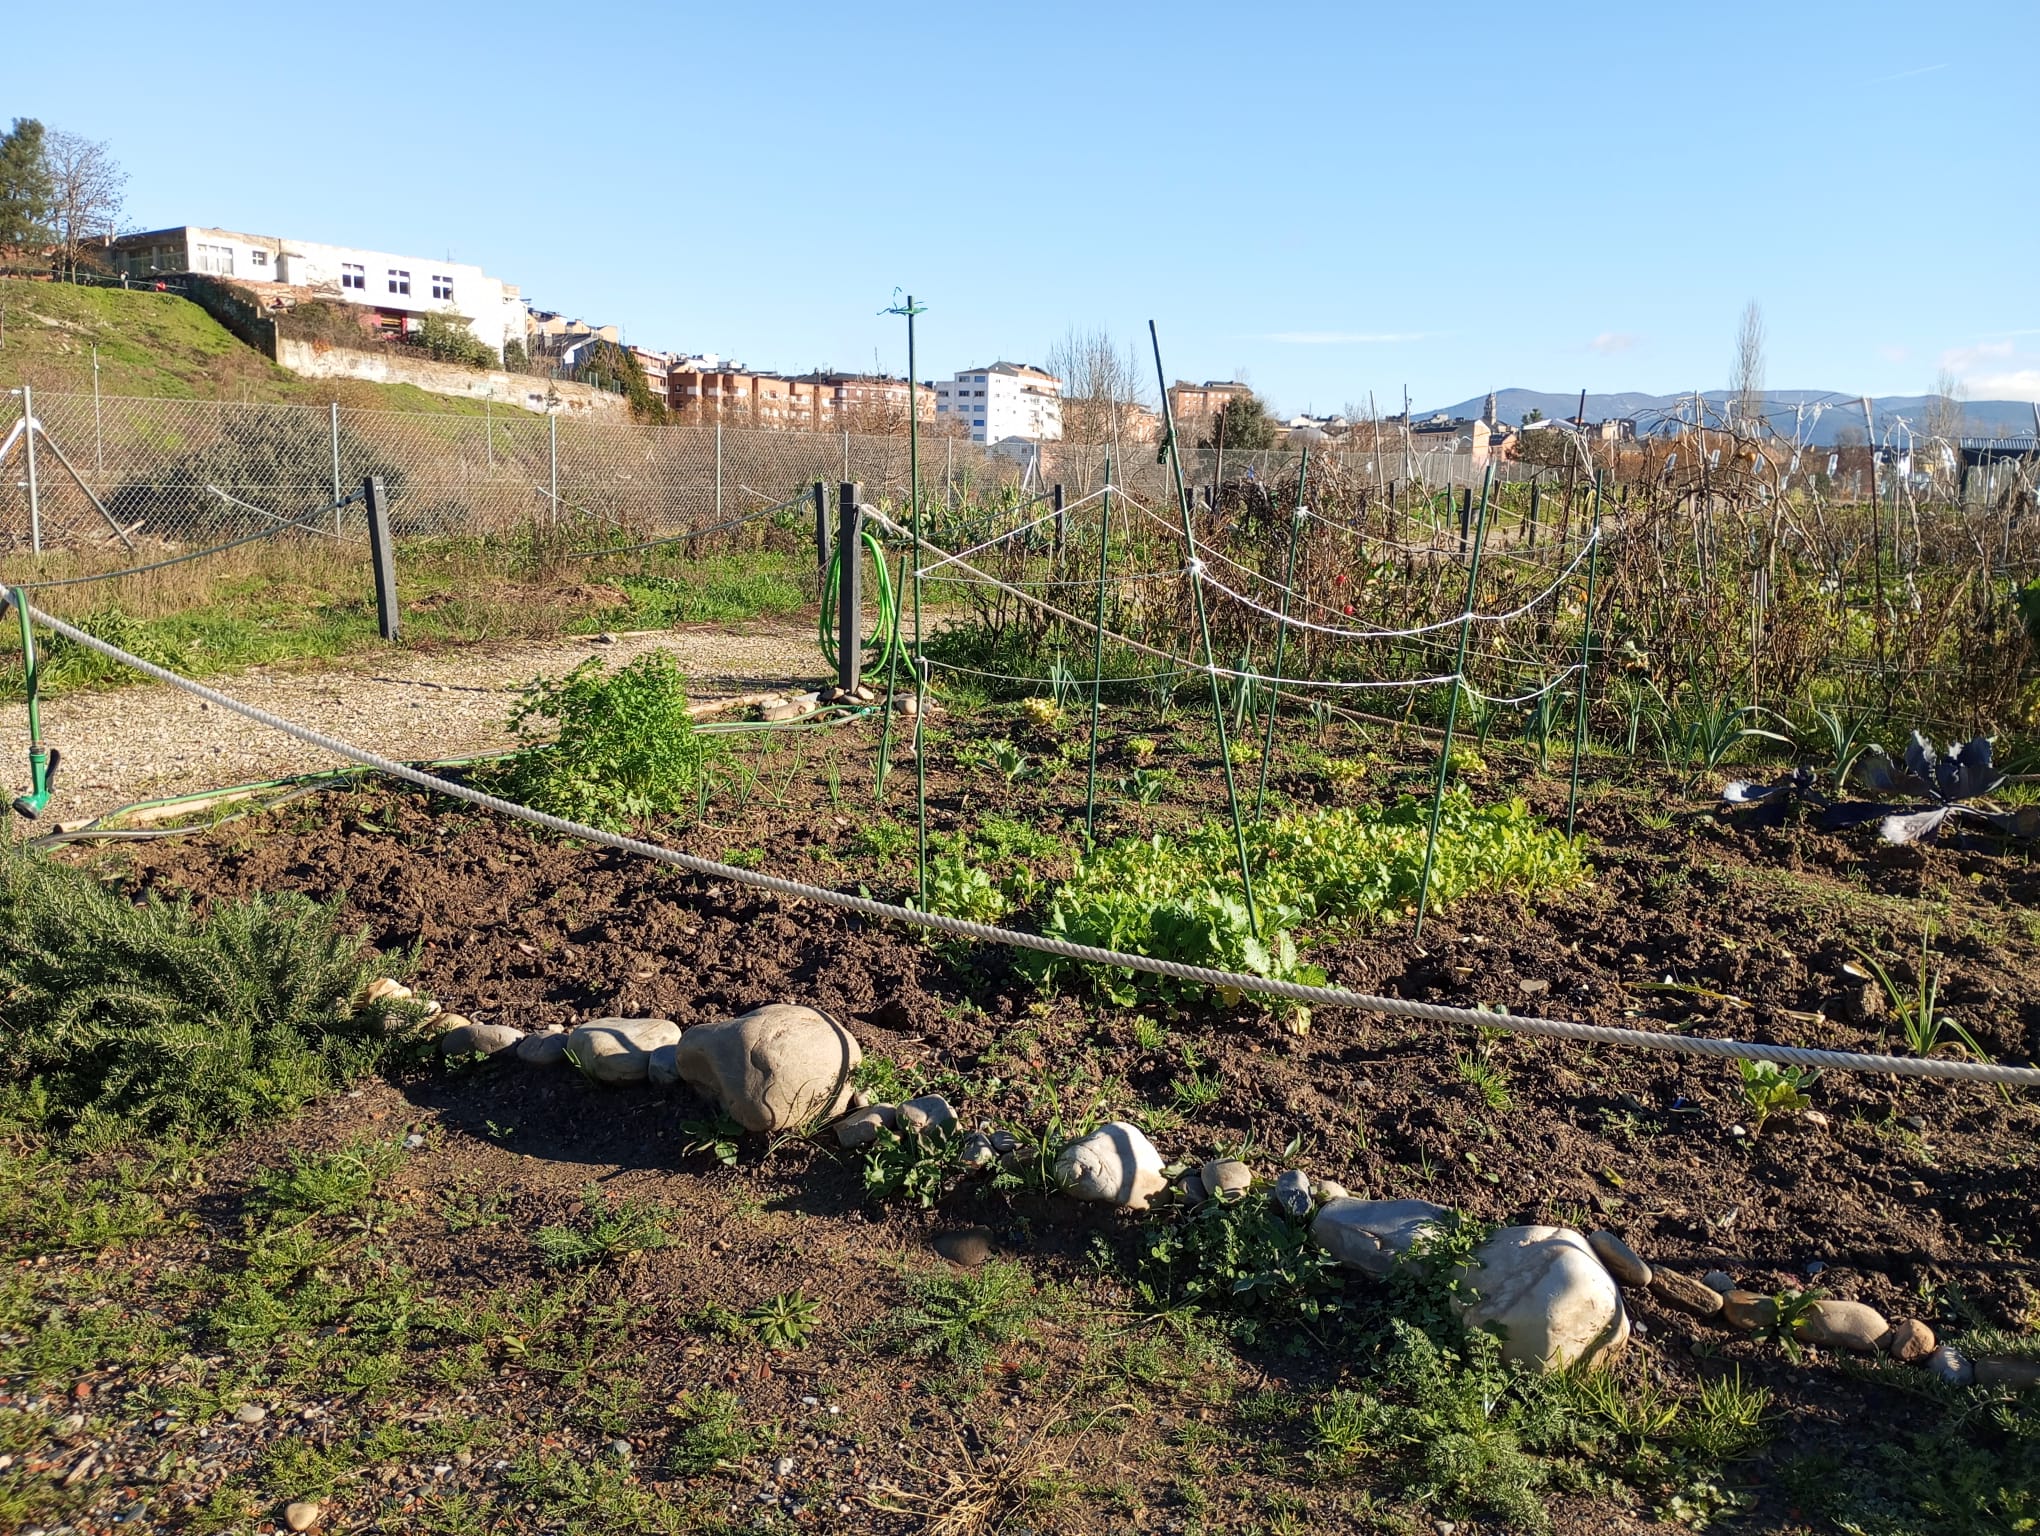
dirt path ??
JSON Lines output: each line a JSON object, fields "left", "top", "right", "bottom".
{"left": 1, "top": 620, "right": 827, "bottom": 824}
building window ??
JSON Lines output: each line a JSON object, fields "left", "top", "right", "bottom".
{"left": 431, "top": 274, "right": 454, "bottom": 301}
{"left": 341, "top": 263, "right": 365, "bottom": 290}
{"left": 194, "top": 242, "right": 235, "bottom": 275}
{"left": 388, "top": 269, "right": 411, "bottom": 296}
{"left": 249, "top": 249, "right": 268, "bottom": 268}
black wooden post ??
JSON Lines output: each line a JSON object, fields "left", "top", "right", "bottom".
{"left": 836, "top": 481, "right": 862, "bottom": 693}
{"left": 812, "top": 480, "right": 831, "bottom": 579}
{"left": 1052, "top": 483, "right": 1065, "bottom": 555}
{"left": 1458, "top": 487, "right": 1472, "bottom": 553}
{"left": 362, "top": 474, "right": 399, "bottom": 642}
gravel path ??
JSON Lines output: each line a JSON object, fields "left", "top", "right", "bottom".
{"left": 1, "top": 620, "right": 826, "bottom": 824}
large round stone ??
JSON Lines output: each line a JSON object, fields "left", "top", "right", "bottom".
{"left": 566, "top": 1018, "right": 683, "bottom": 1084}
{"left": 673, "top": 1004, "right": 861, "bottom": 1133}
{"left": 1053, "top": 1122, "right": 1165, "bottom": 1209}
{"left": 1309, "top": 1197, "right": 1452, "bottom": 1277}
{"left": 1453, "top": 1225, "right": 1630, "bottom": 1371}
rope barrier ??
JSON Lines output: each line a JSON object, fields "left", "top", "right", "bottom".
{"left": 1194, "top": 531, "right": 1599, "bottom": 642}
{"left": 24, "top": 599, "right": 2040, "bottom": 1089}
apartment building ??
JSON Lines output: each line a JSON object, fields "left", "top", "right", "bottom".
{"left": 934, "top": 363, "right": 1062, "bottom": 444}
{"left": 670, "top": 366, "right": 826, "bottom": 429}
{"left": 107, "top": 225, "right": 526, "bottom": 358}
{"left": 1167, "top": 379, "right": 1254, "bottom": 425}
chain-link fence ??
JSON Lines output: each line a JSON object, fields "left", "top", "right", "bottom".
{"left": 0, "top": 391, "right": 1527, "bottom": 569}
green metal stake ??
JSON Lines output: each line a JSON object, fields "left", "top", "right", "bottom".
{"left": 1149, "top": 320, "right": 1259, "bottom": 934}
{"left": 882, "top": 292, "right": 929, "bottom": 905}
{"left": 9, "top": 588, "right": 57, "bottom": 818}
{"left": 1253, "top": 445, "right": 1309, "bottom": 820}
{"left": 1083, "top": 457, "right": 1113, "bottom": 843}
{"left": 874, "top": 547, "right": 911, "bottom": 806}
{"left": 1565, "top": 472, "right": 1605, "bottom": 839}
{"left": 1413, "top": 466, "right": 1495, "bottom": 945}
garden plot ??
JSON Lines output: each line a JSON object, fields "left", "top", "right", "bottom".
{"left": 3, "top": 692, "right": 2036, "bottom": 1535}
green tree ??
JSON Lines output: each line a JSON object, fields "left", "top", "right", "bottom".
{"left": 578, "top": 339, "right": 668, "bottom": 423}
{"left": 1198, "top": 389, "right": 1277, "bottom": 451}
{"left": 0, "top": 117, "right": 53, "bottom": 250}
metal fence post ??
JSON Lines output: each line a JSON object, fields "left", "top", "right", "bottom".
{"left": 1052, "top": 483, "right": 1065, "bottom": 555}
{"left": 842, "top": 428, "right": 850, "bottom": 486}
{"left": 21, "top": 384, "right": 40, "bottom": 556}
{"left": 362, "top": 475, "right": 399, "bottom": 641}
{"left": 714, "top": 421, "right": 723, "bottom": 526}
{"left": 813, "top": 480, "right": 831, "bottom": 578}
{"left": 329, "top": 401, "right": 343, "bottom": 535}
{"left": 548, "top": 411, "right": 559, "bottom": 527}
{"left": 837, "top": 481, "right": 862, "bottom": 693}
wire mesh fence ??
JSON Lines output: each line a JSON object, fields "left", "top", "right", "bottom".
{"left": 0, "top": 391, "right": 1534, "bottom": 570}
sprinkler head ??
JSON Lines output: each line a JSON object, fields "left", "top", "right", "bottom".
{"left": 11, "top": 745, "right": 58, "bottom": 819}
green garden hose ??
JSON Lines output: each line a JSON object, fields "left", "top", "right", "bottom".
{"left": 817, "top": 526, "right": 900, "bottom": 677}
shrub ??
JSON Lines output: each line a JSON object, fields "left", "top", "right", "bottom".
{"left": 0, "top": 849, "right": 389, "bottom": 1146}
{"left": 494, "top": 652, "right": 715, "bottom": 831}
{"left": 406, "top": 310, "right": 498, "bottom": 369}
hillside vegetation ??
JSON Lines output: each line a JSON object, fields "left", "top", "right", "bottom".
{"left": 0, "top": 277, "right": 524, "bottom": 416}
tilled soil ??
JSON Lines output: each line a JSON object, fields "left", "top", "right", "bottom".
{"left": 43, "top": 717, "right": 2035, "bottom": 1532}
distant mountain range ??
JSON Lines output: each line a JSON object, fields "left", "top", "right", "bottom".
{"left": 1415, "top": 389, "right": 2040, "bottom": 446}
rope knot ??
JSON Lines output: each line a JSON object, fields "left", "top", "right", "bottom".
{"left": 1185, "top": 557, "right": 1205, "bottom": 578}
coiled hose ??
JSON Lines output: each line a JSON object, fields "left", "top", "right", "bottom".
{"left": 817, "top": 525, "right": 900, "bottom": 676}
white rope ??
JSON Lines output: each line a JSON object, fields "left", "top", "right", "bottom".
{"left": 25, "top": 599, "right": 2040, "bottom": 1089}
{"left": 1458, "top": 665, "right": 1584, "bottom": 706}
{"left": 859, "top": 505, "right": 1483, "bottom": 696}
{"left": 1193, "top": 532, "right": 1598, "bottom": 642}
{"left": 916, "top": 484, "right": 1112, "bottom": 576}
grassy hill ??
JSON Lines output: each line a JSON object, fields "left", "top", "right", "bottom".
{"left": 0, "top": 277, "right": 515, "bottom": 415}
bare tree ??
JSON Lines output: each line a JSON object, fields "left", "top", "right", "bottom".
{"left": 1732, "top": 300, "right": 1766, "bottom": 430}
{"left": 1924, "top": 366, "right": 1967, "bottom": 443}
{"left": 1045, "top": 325, "right": 1150, "bottom": 449}
{"left": 44, "top": 130, "right": 126, "bottom": 279}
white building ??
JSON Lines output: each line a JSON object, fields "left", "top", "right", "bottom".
{"left": 107, "top": 225, "right": 527, "bottom": 360}
{"left": 934, "top": 362, "right": 1062, "bottom": 444}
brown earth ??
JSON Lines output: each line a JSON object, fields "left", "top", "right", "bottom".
{"left": 46, "top": 710, "right": 2037, "bottom": 1533}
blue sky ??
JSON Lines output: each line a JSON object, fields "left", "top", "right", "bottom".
{"left": 6, "top": 1, "right": 2035, "bottom": 412}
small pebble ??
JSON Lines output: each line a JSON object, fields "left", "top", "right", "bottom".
{"left": 284, "top": 1500, "right": 321, "bottom": 1532}
{"left": 234, "top": 1404, "right": 267, "bottom": 1425}
{"left": 774, "top": 1455, "right": 796, "bottom": 1478}
{"left": 404, "top": 1133, "right": 424, "bottom": 1149}
{"left": 801, "top": 1396, "right": 819, "bottom": 1407}
{"left": 1806, "top": 1260, "right": 1826, "bottom": 1277}
{"left": 1703, "top": 1270, "right": 1736, "bottom": 1294}
{"left": 609, "top": 1438, "right": 631, "bottom": 1458}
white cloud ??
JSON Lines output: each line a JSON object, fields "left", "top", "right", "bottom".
{"left": 1941, "top": 340, "right": 2040, "bottom": 402}
{"left": 1589, "top": 332, "right": 1638, "bottom": 355}
{"left": 1258, "top": 330, "right": 1429, "bottom": 345}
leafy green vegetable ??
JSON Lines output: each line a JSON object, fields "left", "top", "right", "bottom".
{"left": 493, "top": 652, "right": 715, "bottom": 831}
{"left": 1033, "top": 792, "right": 1585, "bottom": 1009}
